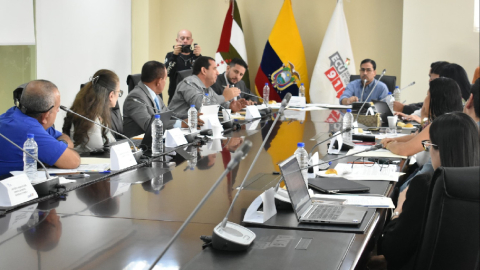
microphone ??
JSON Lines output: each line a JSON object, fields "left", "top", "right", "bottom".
{"left": 60, "top": 106, "right": 143, "bottom": 161}
{"left": 279, "top": 93, "right": 292, "bottom": 113}
{"left": 148, "top": 141, "right": 253, "bottom": 269}
{"left": 355, "top": 69, "right": 386, "bottom": 123}
{"left": 360, "top": 79, "right": 367, "bottom": 102}
{"left": 400, "top": 81, "right": 415, "bottom": 91}
{"left": 0, "top": 133, "right": 60, "bottom": 196}
{"left": 308, "top": 127, "right": 352, "bottom": 157}
{"left": 131, "top": 98, "right": 159, "bottom": 113}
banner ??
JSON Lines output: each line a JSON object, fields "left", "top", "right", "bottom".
{"left": 215, "top": 0, "right": 250, "bottom": 88}
{"left": 254, "top": 0, "right": 309, "bottom": 102}
{"left": 310, "top": 0, "right": 355, "bottom": 123}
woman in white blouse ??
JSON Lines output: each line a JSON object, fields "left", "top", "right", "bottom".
{"left": 63, "top": 69, "right": 122, "bottom": 153}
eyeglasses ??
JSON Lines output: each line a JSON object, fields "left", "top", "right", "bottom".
{"left": 116, "top": 90, "right": 124, "bottom": 97}
{"left": 351, "top": 157, "right": 391, "bottom": 171}
{"left": 421, "top": 140, "right": 437, "bottom": 151}
{"left": 360, "top": 68, "right": 374, "bottom": 73}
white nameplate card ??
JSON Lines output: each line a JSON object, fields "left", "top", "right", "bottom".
{"left": 200, "top": 105, "right": 220, "bottom": 130}
{"left": 283, "top": 110, "right": 306, "bottom": 121}
{"left": 256, "top": 104, "right": 267, "bottom": 110}
{"left": 245, "top": 105, "right": 261, "bottom": 119}
{"left": 243, "top": 187, "right": 277, "bottom": 224}
{"left": 110, "top": 142, "right": 137, "bottom": 171}
{"left": 165, "top": 128, "right": 188, "bottom": 148}
{"left": 327, "top": 131, "right": 343, "bottom": 155}
{"left": 0, "top": 174, "right": 38, "bottom": 207}
{"left": 288, "top": 96, "right": 306, "bottom": 107}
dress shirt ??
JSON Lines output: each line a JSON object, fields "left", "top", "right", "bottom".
{"left": 339, "top": 79, "right": 389, "bottom": 104}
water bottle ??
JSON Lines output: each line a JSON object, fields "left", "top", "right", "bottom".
{"left": 294, "top": 142, "right": 309, "bottom": 186}
{"left": 187, "top": 104, "right": 197, "bottom": 130}
{"left": 386, "top": 92, "right": 394, "bottom": 112}
{"left": 187, "top": 147, "right": 197, "bottom": 170}
{"left": 202, "top": 93, "right": 211, "bottom": 107}
{"left": 151, "top": 114, "right": 163, "bottom": 156}
{"left": 393, "top": 86, "right": 401, "bottom": 103}
{"left": 263, "top": 83, "right": 270, "bottom": 105}
{"left": 299, "top": 83, "right": 305, "bottom": 97}
{"left": 23, "top": 133, "right": 38, "bottom": 181}
{"left": 342, "top": 109, "right": 353, "bottom": 143}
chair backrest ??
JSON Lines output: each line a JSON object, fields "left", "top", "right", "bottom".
{"left": 13, "top": 83, "right": 28, "bottom": 106}
{"left": 349, "top": 75, "right": 397, "bottom": 93}
{"left": 176, "top": 69, "right": 193, "bottom": 86}
{"left": 413, "top": 166, "right": 480, "bottom": 270}
{"left": 126, "top": 74, "right": 141, "bottom": 93}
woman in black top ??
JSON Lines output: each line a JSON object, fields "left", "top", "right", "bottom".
{"left": 379, "top": 112, "right": 480, "bottom": 270}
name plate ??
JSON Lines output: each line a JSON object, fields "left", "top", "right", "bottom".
{"left": 0, "top": 174, "right": 38, "bottom": 207}
{"left": 327, "top": 131, "right": 343, "bottom": 155}
{"left": 111, "top": 142, "right": 137, "bottom": 171}
{"left": 288, "top": 96, "right": 306, "bottom": 107}
{"left": 165, "top": 128, "right": 188, "bottom": 148}
{"left": 245, "top": 105, "right": 261, "bottom": 119}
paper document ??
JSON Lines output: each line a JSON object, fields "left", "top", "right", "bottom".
{"left": 286, "top": 107, "right": 328, "bottom": 111}
{"left": 39, "top": 168, "right": 78, "bottom": 174}
{"left": 9, "top": 171, "right": 74, "bottom": 184}
{"left": 374, "top": 133, "right": 409, "bottom": 140}
{"left": 311, "top": 194, "right": 395, "bottom": 208}
{"left": 77, "top": 164, "right": 110, "bottom": 172}
{"left": 346, "top": 148, "right": 407, "bottom": 159}
{"left": 80, "top": 157, "right": 110, "bottom": 164}
{"left": 316, "top": 163, "right": 401, "bottom": 181}
{"left": 318, "top": 104, "right": 352, "bottom": 109}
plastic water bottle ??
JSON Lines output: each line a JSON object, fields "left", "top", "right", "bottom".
{"left": 23, "top": 133, "right": 38, "bottom": 181}
{"left": 187, "top": 147, "right": 197, "bottom": 170}
{"left": 299, "top": 83, "right": 305, "bottom": 97}
{"left": 151, "top": 114, "right": 163, "bottom": 156}
{"left": 342, "top": 109, "right": 353, "bottom": 143}
{"left": 202, "top": 93, "right": 211, "bottom": 107}
{"left": 393, "top": 86, "right": 401, "bottom": 103}
{"left": 386, "top": 92, "right": 394, "bottom": 112}
{"left": 187, "top": 104, "right": 197, "bottom": 130}
{"left": 294, "top": 142, "right": 309, "bottom": 186}
{"left": 263, "top": 83, "right": 270, "bottom": 105}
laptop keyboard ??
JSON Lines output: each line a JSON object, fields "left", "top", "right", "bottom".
{"left": 308, "top": 205, "right": 345, "bottom": 221}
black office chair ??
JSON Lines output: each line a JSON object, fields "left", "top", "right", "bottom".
{"left": 13, "top": 83, "right": 28, "bottom": 106}
{"left": 349, "top": 75, "right": 397, "bottom": 93}
{"left": 411, "top": 166, "right": 480, "bottom": 270}
{"left": 126, "top": 74, "right": 141, "bottom": 93}
{"left": 176, "top": 69, "right": 193, "bottom": 86}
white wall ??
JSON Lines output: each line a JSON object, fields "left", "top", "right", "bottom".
{"left": 36, "top": 0, "right": 131, "bottom": 129}
{"left": 401, "top": 0, "right": 480, "bottom": 103}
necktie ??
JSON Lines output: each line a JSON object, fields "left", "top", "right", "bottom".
{"left": 154, "top": 97, "right": 161, "bottom": 111}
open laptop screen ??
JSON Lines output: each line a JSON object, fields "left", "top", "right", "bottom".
{"left": 279, "top": 156, "right": 311, "bottom": 216}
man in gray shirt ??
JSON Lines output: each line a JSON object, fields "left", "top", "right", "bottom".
{"left": 168, "top": 56, "right": 247, "bottom": 119}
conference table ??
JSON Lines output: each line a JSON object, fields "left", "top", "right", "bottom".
{"left": 0, "top": 109, "right": 398, "bottom": 270}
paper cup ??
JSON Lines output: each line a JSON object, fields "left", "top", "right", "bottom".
{"left": 387, "top": 116, "right": 398, "bottom": 128}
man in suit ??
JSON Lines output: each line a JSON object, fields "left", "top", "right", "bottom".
{"left": 211, "top": 58, "right": 257, "bottom": 104}
{"left": 123, "top": 61, "right": 203, "bottom": 138}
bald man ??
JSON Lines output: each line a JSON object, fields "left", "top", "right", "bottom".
{"left": 0, "top": 80, "right": 80, "bottom": 176}
{"left": 165, "top": 29, "right": 202, "bottom": 104}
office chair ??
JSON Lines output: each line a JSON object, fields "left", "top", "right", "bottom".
{"left": 13, "top": 83, "right": 28, "bottom": 106}
{"left": 412, "top": 166, "right": 480, "bottom": 270}
{"left": 176, "top": 69, "right": 193, "bottom": 86}
{"left": 127, "top": 73, "right": 163, "bottom": 101}
{"left": 349, "top": 75, "right": 397, "bottom": 93}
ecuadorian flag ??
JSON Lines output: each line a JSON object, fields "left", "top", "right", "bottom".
{"left": 255, "top": 0, "right": 309, "bottom": 102}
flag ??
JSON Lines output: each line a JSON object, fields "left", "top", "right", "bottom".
{"left": 254, "top": 0, "right": 309, "bottom": 102}
{"left": 215, "top": 0, "right": 250, "bottom": 88}
{"left": 309, "top": 0, "right": 355, "bottom": 122}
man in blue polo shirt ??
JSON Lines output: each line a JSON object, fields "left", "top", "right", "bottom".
{"left": 0, "top": 80, "right": 80, "bottom": 176}
{"left": 340, "top": 59, "right": 389, "bottom": 105}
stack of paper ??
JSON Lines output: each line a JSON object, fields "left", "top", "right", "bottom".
{"left": 346, "top": 147, "right": 407, "bottom": 159}
{"left": 316, "top": 163, "right": 402, "bottom": 181}
{"left": 311, "top": 194, "right": 395, "bottom": 208}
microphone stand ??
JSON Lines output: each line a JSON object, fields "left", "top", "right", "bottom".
{"left": 60, "top": 106, "right": 143, "bottom": 162}
{"left": 308, "top": 127, "right": 351, "bottom": 158}
{"left": 360, "top": 79, "right": 367, "bottom": 102}
{"left": 148, "top": 141, "right": 252, "bottom": 270}
{"left": 355, "top": 69, "right": 387, "bottom": 124}
{"left": 218, "top": 93, "right": 292, "bottom": 229}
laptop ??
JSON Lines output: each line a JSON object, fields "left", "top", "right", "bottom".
{"left": 373, "top": 100, "right": 419, "bottom": 127}
{"left": 140, "top": 110, "right": 174, "bottom": 149}
{"left": 279, "top": 156, "right": 367, "bottom": 225}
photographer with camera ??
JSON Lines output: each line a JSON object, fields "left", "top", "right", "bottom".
{"left": 165, "top": 29, "right": 202, "bottom": 104}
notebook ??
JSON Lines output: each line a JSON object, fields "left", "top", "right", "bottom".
{"left": 279, "top": 156, "right": 367, "bottom": 225}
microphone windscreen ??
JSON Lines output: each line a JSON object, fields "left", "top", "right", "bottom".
{"left": 200, "top": 129, "right": 213, "bottom": 136}
{"left": 238, "top": 140, "right": 253, "bottom": 157}
{"left": 60, "top": 105, "right": 68, "bottom": 111}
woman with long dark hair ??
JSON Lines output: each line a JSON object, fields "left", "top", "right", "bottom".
{"left": 379, "top": 112, "right": 480, "bottom": 269}
{"left": 381, "top": 77, "right": 463, "bottom": 156}
{"left": 439, "top": 63, "right": 472, "bottom": 102}
{"left": 63, "top": 69, "right": 122, "bottom": 152}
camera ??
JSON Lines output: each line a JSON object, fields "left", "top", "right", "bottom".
{"left": 173, "top": 43, "right": 197, "bottom": 54}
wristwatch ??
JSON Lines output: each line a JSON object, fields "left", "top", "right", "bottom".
{"left": 59, "top": 139, "right": 68, "bottom": 146}
{"left": 391, "top": 211, "right": 400, "bottom": 219}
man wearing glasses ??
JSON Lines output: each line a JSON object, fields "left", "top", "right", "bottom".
{"left": 0, "top": 80, "right": 80, "bottom": 176}
{"left": 340, "top": 59, "right": 389, "bottom": 105}
{"left": 165, "top": 29, "right": 202, "bottom": 104}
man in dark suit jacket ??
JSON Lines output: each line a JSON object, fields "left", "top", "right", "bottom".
{"left": 123, "top": 61, "right": 202, "bottom": 138}
{"left": 211, "top": 58, "right": 257, "bottom": 104}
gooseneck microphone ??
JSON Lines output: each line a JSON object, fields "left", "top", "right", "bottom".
{"left": 131, "top": 98, "right": 159, "bottom": 113}
{"left": 360, "top": 79, "right": 367, "bottom": 102}
{"left": 212, "top": 92, "right": 292, "bottom": 247}
{"left": 148, "top": 141, "right": 253, "bottom": 270}
{"left": 60, "top": 106, "right": 141, "bottom": 155}
{"left": 308, "top": 127, "right": 352, "bottom": 157}
{"left": 0, "top": 132, "right": 60, "bottom": 196}
{"left": 355, "top": 69, "right": 386, "bottom": 123}
{"left": 400, "top": 81, "right": 415, "bottom": 92}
